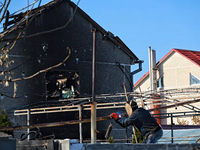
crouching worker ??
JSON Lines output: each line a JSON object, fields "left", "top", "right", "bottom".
{"left": 110, "top": 100, "right": 163, "bottom": 143}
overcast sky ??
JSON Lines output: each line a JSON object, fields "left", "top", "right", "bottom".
{"left": 5, "top": 0, "right": 200, "bottom": 83}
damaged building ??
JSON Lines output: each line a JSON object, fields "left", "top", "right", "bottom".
{"left": 0, "top": 0, "right": 141, "bottom": 140}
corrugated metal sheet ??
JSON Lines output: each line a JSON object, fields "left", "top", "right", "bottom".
{"left": 159, "top": 127, "right": 200, "bottom": 144}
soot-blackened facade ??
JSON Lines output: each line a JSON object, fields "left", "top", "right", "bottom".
{"left": 0, "top": 0, "right": 139, "bottom": 139}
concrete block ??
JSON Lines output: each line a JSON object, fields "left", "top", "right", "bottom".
{"left": 54, "top": 139, "right": 70, "bottom": 150}
{"left": 84, "top": 143, "right": 200, "bottom": 150}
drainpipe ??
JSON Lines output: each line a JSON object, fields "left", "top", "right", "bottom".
{"left": 131, "top": 60, "right": 144, "bottom": 91}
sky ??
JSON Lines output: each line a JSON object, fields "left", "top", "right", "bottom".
{"left": 3, "top": 0, "right": 200, "bottom": 83}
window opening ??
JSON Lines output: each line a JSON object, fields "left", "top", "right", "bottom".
{"left": 46, "top": 71, "right": 79, "bottom": 100}
{"left": 157, "top": 76, "right": 163, "bottom": 88}
{"left": 190, "top": 73, "right": 200, "bottom": 85}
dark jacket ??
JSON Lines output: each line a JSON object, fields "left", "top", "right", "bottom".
{"left": 116, "top": 108, "right": 161, "bottom": 135}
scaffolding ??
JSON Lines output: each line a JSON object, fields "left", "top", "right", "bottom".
{"left": 2, "top": 87, "right": 200, "bottom": 143}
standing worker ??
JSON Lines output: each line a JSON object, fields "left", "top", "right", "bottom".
{"left": 110, "top": 100, "right": 163, "bottom": 143}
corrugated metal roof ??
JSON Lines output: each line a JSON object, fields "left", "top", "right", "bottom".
{"left": 162, "top": 125, "right": 200, "bottom": 130}
{"left": 159, "top": 128, "right": 200, "bottom": 143}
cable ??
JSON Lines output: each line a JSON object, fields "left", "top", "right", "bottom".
{"left": 9, "top": 0, "right": 39, "bottom": 17}
{"left": 116, "top": 62, "right": 132, "bottom": 87}
{"left": 0, "top": 47, "right": 70, "bottom": 85}
{"left": 22, "top": 0, "right": 80, "bottom": 39}
{"left": 0, "top": 0, "right": 7, "bottom": 16}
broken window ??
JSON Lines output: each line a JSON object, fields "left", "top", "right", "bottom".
{"left": 46, "top": 70, "right": 79, "bottom": 100}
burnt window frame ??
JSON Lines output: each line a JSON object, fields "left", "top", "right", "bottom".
{"left": 45, "top": 69, "right": 79, "bottom": 100}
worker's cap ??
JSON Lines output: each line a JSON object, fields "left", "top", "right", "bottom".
{"left": 127, "top": 100, "right": 138, "bottom": 109}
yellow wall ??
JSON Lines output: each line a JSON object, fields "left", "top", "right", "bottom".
{"left": 135, "top": 51, "right": 200, "bottom": 91}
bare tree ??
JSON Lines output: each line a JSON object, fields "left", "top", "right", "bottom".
{"left": 0, "top": 0, "right": 80, "bottom": 99}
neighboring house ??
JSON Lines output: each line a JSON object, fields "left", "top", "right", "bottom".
{"left": 134, "top": 48, "right": 200, "bottom": 125}
{"left": 0, "top": 0, "right": 139, "bottom": 139}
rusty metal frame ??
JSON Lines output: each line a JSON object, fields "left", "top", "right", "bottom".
{"left": 14, "top": 102, "right": 126, "bottom": 116}
{"left": 14, "top": 101, "right": 125, "bottom": 144}
{"left": 0, "top": 115, "right": 111, "bottom": 131}
{"left": 11, "top": 87, "right": 200, "bottom": 144}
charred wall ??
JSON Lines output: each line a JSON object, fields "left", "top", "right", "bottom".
{"left": 0, "top": 0, "right": 136, "bottom": 139}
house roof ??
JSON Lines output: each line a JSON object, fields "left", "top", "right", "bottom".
{"left": 0, "top": 0, "right": 138, "bottom": 61}
{"left": 134, "top": 48, "right": 200, "bottom": 88}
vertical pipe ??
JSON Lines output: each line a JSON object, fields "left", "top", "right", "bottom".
{"left": 151, "top": 50, "right": 157, "bottom": 92}
{"left": 131, "top": 60, "right": 143, "bottom": 92}
{"left": 27, "top": 109, "right": 30, "bottom": 140}
{"left": 79, "top": 105, "right": 82, "bottom": 143}
{"left": 91, "top": 102, "right": 97, "bottom": 144}
{"left": 148, "top": 47, "right": 152, "bottom": 92}
{"left": 44, "top": 72, "right": 47, "bottom": 101}
{"left": 91, "top": 28, "right": 96, "bottom": 103}
{"left": 149, "top": 47, "right": 157, "bottom": 93}
{"left": 91, "top": 28, "right": 97, "bottom": 144}
{"left": 171, "top": 113, "right": 173, "bottom": 143}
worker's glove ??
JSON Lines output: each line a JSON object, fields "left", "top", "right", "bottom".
{"left": 110, "top": 113, "right": 119, "bottom": 120}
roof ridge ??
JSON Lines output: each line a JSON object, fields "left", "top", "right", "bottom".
{"left": 174, "top": 49, "right": 200, "bottom": 67}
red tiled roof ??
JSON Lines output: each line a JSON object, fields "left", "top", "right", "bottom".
{"left": 134, "top": 48, "right": 200, "bottom": 87}
{"left": 173, "top": 49, "right": 200, "bottom": 67}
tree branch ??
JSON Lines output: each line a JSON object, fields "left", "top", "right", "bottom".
{"left": 0, "top": 0, "right": 10, "bottom": 23}
{"left": 0, "top": 47, "right": 71, "bottom": 84}
{"left": 0, "top": 0, "right": 7, "bottom": 15}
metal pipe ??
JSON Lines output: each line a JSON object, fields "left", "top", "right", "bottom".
{"left": 149, "top": 47, "right": 157, "bottom": 93}
{"left": 91, "top": 102, "right": 97, "bottom": 144}
{"left": 151, "top": 50, "right": 156, "bottom": 92}
{"left": 3, "top": 99, "right": 200, "bottom": 132}
{"left": 131, "top": 60, "right": 143, "bottom": 91}
{"left": 0, "top": 115, "right": 111, "bottom": 131}
{"left": 14, "top": 102, "right": 126, "bottom": 116}
{"left": 171, "top": 113, "right": 173, "bottom": 143}
{"left": 148, "top": 46, "right": 152, "bottom": 91}
{"left": 79, "top": 105, "right": 82, "bottom": 143}
{"left": 92, "top": 28, "right": 96, "bottom": 103}
{"left": 91, "top": 28, "right": 97, "bottom": 144}
{"left": 27, "top": 109, "right": 30, "bottom": 140}
{"left": 149, "top": 98, "right": 200, "bottom": 112}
